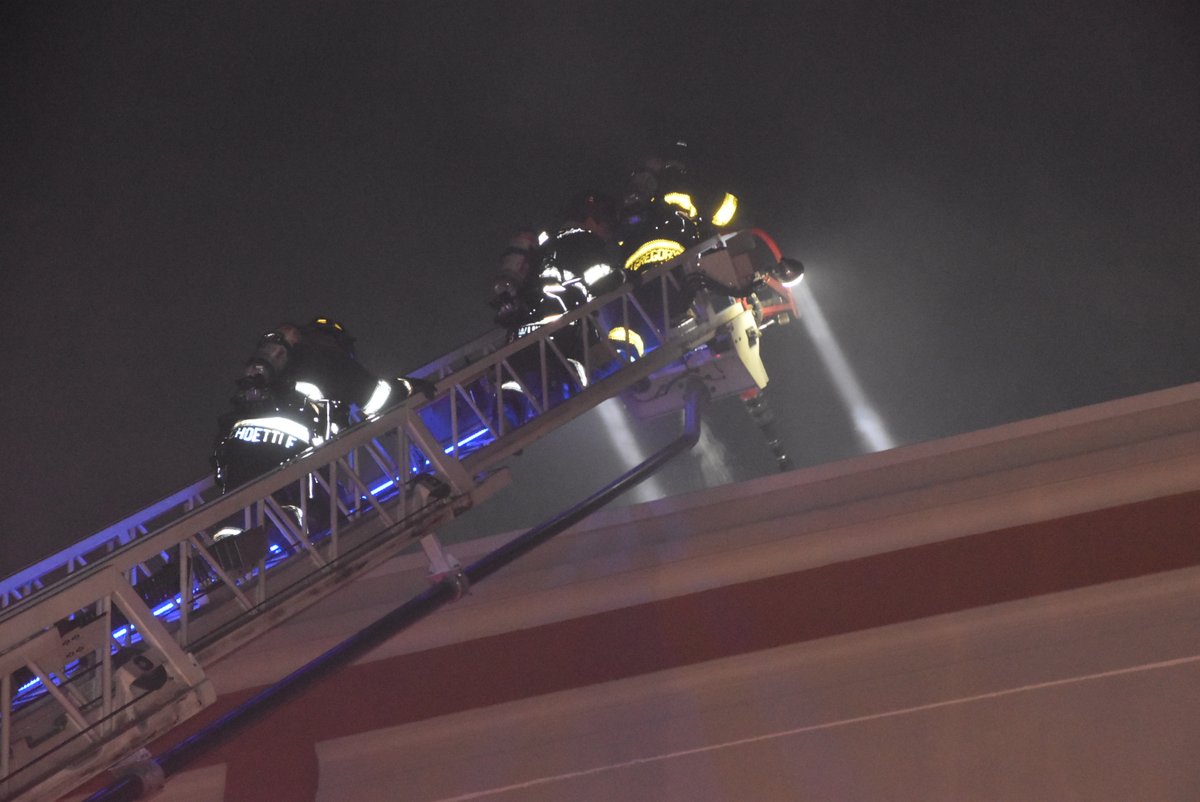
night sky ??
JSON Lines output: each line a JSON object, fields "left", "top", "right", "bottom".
{"left": 3, "top": 2, "right": 1198, "bottom": 574}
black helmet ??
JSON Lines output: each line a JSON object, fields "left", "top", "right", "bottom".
{"left": 304, "top": 316, "right": 357, "bottom": 358}
{"left": 636, "top": 140, "right": 691, "bottom": 180}
{"left": 660, "top": 139, "right": 691, "bottom": 176}
{"left": 624, "top": 140, "right": 691, "bottom": 211}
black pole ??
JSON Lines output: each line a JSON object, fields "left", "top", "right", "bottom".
{"left": 466, "top": 381, "right": 706, "bottom": 586}
{"left": 83, "top": 382, "right": 706, "bottom": 802}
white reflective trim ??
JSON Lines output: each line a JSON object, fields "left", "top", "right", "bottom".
{"left": 233, "top": 417, "right": 312, "bottom": 443}
{"left": 583, "top": 263, "right": 613, "bottom": 286}
{"left": 362, "top": 379, "right": 394, "bottom": 416}
{"left": 515, "top": 313, "right": 564, "bottom": 338}
{"left": 568, "top": 358, "right": 588, "bottom": 388}
{"left": 281, "top": 504, "right": 304, "bottom": 527}
{"left": 294, "top": 381, "right": 325, "bottom": 400}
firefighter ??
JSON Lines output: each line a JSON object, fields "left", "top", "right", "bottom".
{"left": 490, "top": 191, "right": 624, "bottom": 332}
{"left": 619, "top": 141, "right": 743, "bottom": 275}
{"left": 488, "top": 192, "right": 626, "bottom": 424}
{"left": 214, "top": 317, "right": 435, "bottom": 489}
{"left": 206, "top": 318, "right": 436, "bottom": 569}
{"left": 254, "top": 317, "right": 435, "bottom": 426}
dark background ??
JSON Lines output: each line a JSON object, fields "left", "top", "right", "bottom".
{"left": 2, "top": 1, "right": 1197, "bottom": 574}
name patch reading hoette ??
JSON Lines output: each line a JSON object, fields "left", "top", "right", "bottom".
{"left": 231, "top": 425, "right": 300, "bottom": 449}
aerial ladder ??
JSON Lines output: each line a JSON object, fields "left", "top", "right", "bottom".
{"left": 0, "top": 230, "right": 799, "bottom": 801}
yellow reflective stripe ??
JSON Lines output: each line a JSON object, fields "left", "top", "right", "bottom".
{"left": 663, "top": 192, "right": 698, "bottom": 219}
{"left": 607, "top": 326, "right": 645, "bottom": 358}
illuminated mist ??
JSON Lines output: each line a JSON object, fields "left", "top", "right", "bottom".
{"left": 595, "top": 398, "right": 669, "bottom": 502}
{"left": 795, "top": 282, "right": 896, "bottom": 452}
{"left": 694, "top": 420, "right": 734, "bottom": 487}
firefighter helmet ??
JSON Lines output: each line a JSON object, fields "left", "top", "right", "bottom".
{"left": 304, "top": 316, "right": 357, "bottom": 358}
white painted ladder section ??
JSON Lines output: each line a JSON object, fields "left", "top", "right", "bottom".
{"left": 0, "top": 234, "right": 773, "bottom": 802}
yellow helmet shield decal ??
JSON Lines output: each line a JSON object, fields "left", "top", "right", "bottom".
{"left": 624, "top": 239, "right": 686, "bottom": 272}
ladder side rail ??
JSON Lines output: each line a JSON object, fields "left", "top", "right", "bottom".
{"left": 438, "top": 275, "right": 732, "bottom": 473}
{"left": 0, "top": 568, "right": 214, "bottom": 802}
{"left": 182, "top": 470, "right": 515, "bottom": 668}
{"left": 459, "top": 302, "right": 743, "bottom": 475}
{"left": 403, "top": 262, "right": 675, "bottom": 445}
{"left": 177, "top": 408, "right": 468, "bottom": 638}
{"left": 418, "top": 250, "right": 732, "bottom": 475}
{"left": 147, "top": 409, "right": 444, "bottom": 632}
{"left": 412, "top": 327, "right": 508, "bottom": 379}
{"left": 0, "top": 402, "right": 441, "bottom": 632}
{"left": 423, "top": 270, "right": 659, "bottom": 391}
{"left": 0, "top": 238, "right": 737, "bottom": 653}
{"left": 411, "top": 244, "right": 695, "bottom": 395}
{"left": 147, "top": 281, "right": 722, "bottom": 649}
{"left": 0, "top": 233, "right": 721, "bottom": 608}
{"left": 0, "top": 478, "right": 216, "bottom": 608}
{"left": 0, "top": 410, "right": 460, "bottom": 715}
{"left": 0, "top": 333, "right": 513, "bottom": 608}
{"left": 399, "top": 290, "right": 632, "bottom": 463}
{"left": 357, "top": 232, "right": 725, "bottom": 405}
{"left": 0, "top": 238, "right": 746, "bottom": 800}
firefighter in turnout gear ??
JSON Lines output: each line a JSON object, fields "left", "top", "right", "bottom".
{"left": 488, "top": 192, "right": 626, "bottom": 425}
